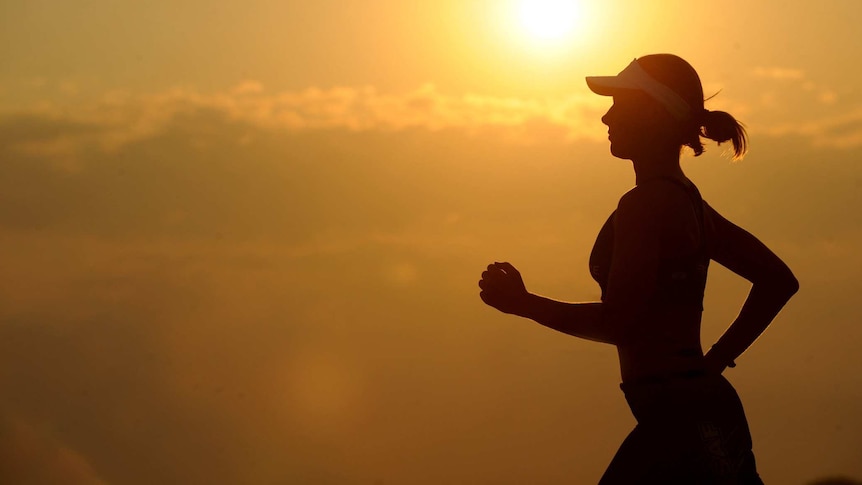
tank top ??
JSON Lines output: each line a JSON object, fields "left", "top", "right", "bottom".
{"left": 588, "top": 177, "right": 709, "bottom": 311}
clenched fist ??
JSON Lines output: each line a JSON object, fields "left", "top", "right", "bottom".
{"left": 478, "top": 262, "right": 530, "bottom": 316}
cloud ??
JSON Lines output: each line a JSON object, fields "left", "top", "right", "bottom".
{"left": 752, "top": 67, "right": 806, "bottom": 80}
{"left": 230, "top": 80, "right": 264, "bottom": 96}
{"left": 4, "top": 76, "right": 862, "bottom": 167}
{"left": 0, "top": 82, "right": 610, "bottom": 160}
{"left": 238, "top": 82, "right": 606, "bottom": 137}
{"left": 759, "top": 107, "right": 862, "bottom": 148}
{"left": 706, "top": 66, "right": 862, "bottom": 147}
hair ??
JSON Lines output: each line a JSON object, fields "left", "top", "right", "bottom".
{"left": 637, "top": 54, "right": 748, "bottom": 160}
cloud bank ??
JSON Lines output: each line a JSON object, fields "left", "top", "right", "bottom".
{"left": 5, "top": 74, "right": 862, "bottom": 169}
{"left": 1, "top": 82, "right": 861, "bottom": 484}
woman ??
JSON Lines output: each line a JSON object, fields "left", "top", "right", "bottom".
{"left": 478, "top": 54, "right": 799, "bottom": 483}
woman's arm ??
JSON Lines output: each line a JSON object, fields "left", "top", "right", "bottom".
{"left": 703, "top": 203, "right": 799, "bottom": 370}
{"left": 479, "top": 183, "right": 670, "bottom": 345}
{"left": 519, "top": 295, "right": 612, "bottom": 343}
{"left": 479, "top": 262, "right": 614, "bottom": 344}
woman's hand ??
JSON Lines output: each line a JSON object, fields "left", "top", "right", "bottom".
{"left": 703, "top": 352, "right": 728, "bottom": 375}
{"left": 704, "top": 344, "right": 735, "bottom": 375}
{"left": 478, "top": 262, "right": 530, "bottom": 316}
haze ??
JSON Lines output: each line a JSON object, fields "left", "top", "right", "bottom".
{"left": 1, "top": 1, "right": 861, "bottom": 483}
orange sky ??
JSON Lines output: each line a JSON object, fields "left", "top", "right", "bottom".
{"left": 1, "top": 1, "right": 861, "bottom": 484}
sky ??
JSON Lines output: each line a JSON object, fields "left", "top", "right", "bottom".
{"left": 1, "top": 0, "right": 861, "bottom": 483}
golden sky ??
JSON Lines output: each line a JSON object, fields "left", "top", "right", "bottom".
{"left": 1, "top": 1, "right": 861, "bottom": 484}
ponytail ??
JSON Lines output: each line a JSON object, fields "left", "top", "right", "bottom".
{"left": 699, "top": 109, "right": 748, "bottom": 160}
{"left": 632, "top": 54, "right": 749, "bottom": 160}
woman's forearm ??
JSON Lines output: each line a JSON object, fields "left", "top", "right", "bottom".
{"left": 518, "top": 294, "right": 615, "bottom": 344}
{"left": 708, "top": 277, "right": 799, "bottom": 367}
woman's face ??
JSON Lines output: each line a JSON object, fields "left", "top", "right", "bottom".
{"left": 602, "top": 90, "right": 678, "bottom": 160}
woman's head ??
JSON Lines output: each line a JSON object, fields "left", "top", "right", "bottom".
{"left": 587, "top": 54, "right": 748, "bottom": 160}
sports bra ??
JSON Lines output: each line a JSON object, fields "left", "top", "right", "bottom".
{"left": 588, "top": 177, "right": 709, "bottom": 311}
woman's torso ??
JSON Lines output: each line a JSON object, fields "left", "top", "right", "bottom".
{"left": 589, "top": 176, "right": 710, "bottom": 382}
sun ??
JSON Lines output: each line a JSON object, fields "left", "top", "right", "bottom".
{"left": 518, "top": 0, "right": 582, "bottom": 42}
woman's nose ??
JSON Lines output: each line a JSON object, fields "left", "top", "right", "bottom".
{"left": 601, "top": 105, "right": 614, "bottom": 126}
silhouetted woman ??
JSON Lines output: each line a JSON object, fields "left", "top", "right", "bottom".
{"left": 478, "top": 54, "right": 798, "bottom": 483}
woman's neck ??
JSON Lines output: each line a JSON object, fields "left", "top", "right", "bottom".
{"left": 631, "top": 152, "right": 685, "bottom": 186}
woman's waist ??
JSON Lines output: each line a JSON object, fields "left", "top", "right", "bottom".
{"left": 618, "top": 344, "right": 706, "bottom": 384}
{"left": 621, "top": 367, "right": 708, "bottom": 387}
{"left": 618, "top": 372, "right": 741, "bottom": 425}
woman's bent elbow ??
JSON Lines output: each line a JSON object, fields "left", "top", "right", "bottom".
{"left": 754, "top": 267, "right": 799, "bottom": 300}
{"left": 783, "top": 274, "right": 800, "bottom": 298}
{"left": 770, "top": 270, "right": 799, "bottom": 299}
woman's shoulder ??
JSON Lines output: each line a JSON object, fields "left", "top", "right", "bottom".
{"left": 617, "top": 178, "right": 705, "bottom": 240}
{"left": 618, "top": 179, "right": 680, "bottom": 214}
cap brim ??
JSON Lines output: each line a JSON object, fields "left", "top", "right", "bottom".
{"left": 585, "top": 76, "right": 634, "bottom": 96}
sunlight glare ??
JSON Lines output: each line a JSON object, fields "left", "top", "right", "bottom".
{"left": 518, "top": 0, "right": 582, "bottom": 42}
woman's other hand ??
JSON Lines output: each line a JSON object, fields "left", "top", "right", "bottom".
{"left": 703, "top": 349, "right": 729, "bottom": 375}
{"left": 478, "top": 262, "right": 530, "bottom": 316}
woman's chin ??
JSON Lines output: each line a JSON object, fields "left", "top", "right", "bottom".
{"left": 609, "top": 144, "right": 633, "bottom": 160}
